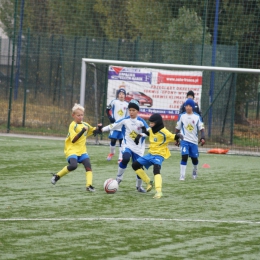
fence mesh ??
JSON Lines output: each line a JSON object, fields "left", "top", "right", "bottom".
{"left": 0, "top": 0, "right": 260, "bottom": 154}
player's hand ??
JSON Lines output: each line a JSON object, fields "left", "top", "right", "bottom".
{"left": 108, "top": 116, "right": 115, "bottom": 123}
{"left": 175, "top": 141, "right": 180, "bottom": 147}
{"left": 134, "top": 134, "right": 142, "bottom": 145}
{"left": 199, "top": 138, "right": 205, "bottom": 146}
{"left": 97, "top": 124, "right": 103, "bottom": 132}
{"left": 174, "top": 133, "right": 183, "bottom": 141}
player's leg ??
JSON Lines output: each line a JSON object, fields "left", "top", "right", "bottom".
{"left": 131, "top": 153, "right": 147, "bottom": 192}
{"left": 179, "top": 140, "right": 190, "bottom": 180}
{"left": 153, "top": 164, "right": 163, "bottom": 199}
{"left": 132, "top": 159, "right": 153, "bottom": 192}
{"left": 116, "top": 150, "right": 131, "bottom": 184}
{"left": 118, "top": 139, "right": 123, "bottom": 163}
{"left": 51, "top": 157, "right": 78, "bottom": 185}
{"left": 107, "top": 137, "right": 117, "bottom": 161}
{"left": 190, "top": 144, "right": 199, "bottom": 179}
{"left": 81, "top": 157, "right": 95, "bottom": 192}
{"left": 190, "top": 157, "right": 198, "bottom": 179}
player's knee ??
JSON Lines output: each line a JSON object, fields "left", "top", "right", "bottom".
{"left": 121, "top": 152, "right": 131, "bottom": 165}
{"left": 67, "top": 162, "right": 78, "bottom": 171}
{"left": 110, "top": 139, "right": 117, "bottom": 146}
{"left": 153, "top": 164, "right": 161, "bottom": 175}
{"left": 191, "top": 157, "right": 198, "bottom": 165}
{"left": 181, "top": 154, "right": 188, "bottom": 163}
{"left": 132, "top": 161, "right": 142, "bottom": 171}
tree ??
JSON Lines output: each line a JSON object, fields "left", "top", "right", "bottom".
{"left": 162, "top": 6, "right": 211, "bottom": 64}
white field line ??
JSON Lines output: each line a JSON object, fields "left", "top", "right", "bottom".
{"left": 0, "top": 218, "right": 260, "bottom": 225}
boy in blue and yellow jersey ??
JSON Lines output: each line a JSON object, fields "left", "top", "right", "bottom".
{"left": 132, "top": 113, "right": 183, "bottom": 199}
{"left": 51, "top": 103, "right": 102, "bottom": 192}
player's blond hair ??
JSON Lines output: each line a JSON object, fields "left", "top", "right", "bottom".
{"left": 72, "top": 103, "right": 85, "bottom": 114}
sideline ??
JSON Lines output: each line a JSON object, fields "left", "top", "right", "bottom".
{"left": 0, "top": 217, "right": 260, "bottom": 225}
{"left": 1, "top": 132, "right": 259, "bottom": 156}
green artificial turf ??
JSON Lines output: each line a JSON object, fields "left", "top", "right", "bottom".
{"left": 0, "top": 136, "right": 260, "bottom": 260}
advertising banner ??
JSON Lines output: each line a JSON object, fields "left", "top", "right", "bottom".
{"left": 107, "top": 66, "right": 202, "bottom": 120}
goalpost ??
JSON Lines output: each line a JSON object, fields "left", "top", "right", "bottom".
{"left": 80, "top": 58, "right": 260, "bottom": 108}
{"left": 80, "top": 58, "right": 260, "bottom": 150}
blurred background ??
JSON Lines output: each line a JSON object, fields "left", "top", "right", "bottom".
{"left": 0, "top": 0, "right": 260, "bottom": 154}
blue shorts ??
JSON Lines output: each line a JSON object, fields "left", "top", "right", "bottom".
{"left": 109, "top": 130, "right": 123, "bottom": 140}
{"left": 67, "top": 153, "right": 89, "bottom": 163}
{"left": 137, "top": 154, "right": 164, "bottom": 170}
{"left": 180, "top": 140, "right": 199, "bottom": 158}
{"left": 122, "top": 148, "right": 141, "bottom": 162}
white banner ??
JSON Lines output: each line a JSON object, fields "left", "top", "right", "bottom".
{"left": 107, "top": 66, "right": 202, "bottom": 120}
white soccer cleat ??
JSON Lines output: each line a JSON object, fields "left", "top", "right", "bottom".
{"left": 192, "top": 169, "right": 197, "bottom": 179}
{"left": 179, "top": 175, "right": 185, "bottom": 181}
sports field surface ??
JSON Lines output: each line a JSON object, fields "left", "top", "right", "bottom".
{"left": 1, "top": 135, "right": 260, "bottom": 260}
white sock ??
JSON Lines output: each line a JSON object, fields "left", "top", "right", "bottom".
{"left": 136, "top": 177, "right": 143, "bottom": 188}
{"left": 118, "top": 146, "right": 123, "bottom": 160}
{"left": 116, "top": 167, "right": 125, "bottom": 181}
{"left": 180, "top": 164, "right": 186, "bottom": 177}
{"left": 110, "top": 145, "right": 116, "bottom": 154}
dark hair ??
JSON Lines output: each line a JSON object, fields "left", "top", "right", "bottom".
{"left": 186, "top": 90, "right": 195, "bottom": 98}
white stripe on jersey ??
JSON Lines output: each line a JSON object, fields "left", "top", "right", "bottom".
{"left": 104, "top": 116, "right": 149, "bottom": 156}
{"left": 176, "top": 112, "right": 204, "bottom": 144}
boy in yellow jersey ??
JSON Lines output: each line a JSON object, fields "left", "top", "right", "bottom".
{"left": 132, "top": 113, "right": 183, "bottom": 199}
{"left": 51, "top": 103, "right": 102, "bottom": 192}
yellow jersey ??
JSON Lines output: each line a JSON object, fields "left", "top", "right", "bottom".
{"left": 148, "top": 127, "right": 176, "bottom": 159}
{"left": 64, "top": 121, "right": 96, "bottom": 158}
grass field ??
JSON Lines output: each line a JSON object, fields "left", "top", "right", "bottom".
{"left": 0, "top": 135, "right": 260, "bottom": 260}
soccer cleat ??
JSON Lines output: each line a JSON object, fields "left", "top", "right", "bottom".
{"left": 116, "top": 178, "right": 122, "bottom": 185}
{"left": 146, "top": 181, "right": 153, "bottom": 192}
{"left": 136, "top": 186, "right": 146, "bottom": 193}
{"left": 51, "top": 174, "right": 60, "bottom": 185}
{"left": 179, "top": 175, "right": 185, "bottom": 181}
{"left": 192, "top": 169, "right": 197, "bottom": 179}
{"left": 153, "top": 191, "right": 163, "bottom": 199}
{"left": 86, "top": 185, "right": 95, "bottom": 192}
{"left": 107, "top": 153, "right": 114, "bottom": 161}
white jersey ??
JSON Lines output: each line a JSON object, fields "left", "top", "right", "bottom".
{"left": 175, "top": 112, "right": 204, "bottom": 144}
{"left": 102, "top": 116, "right": 149, "bottom": 156}
{"left": 109, "top": 99, "right": 129, "bottom": 122}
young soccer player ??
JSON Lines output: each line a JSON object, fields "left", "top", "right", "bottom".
{"left": 179, "top": 90, "right": 202, "bottom": 117}
{"left": 106, "top": 88, "right": 129, "bottom": 163}
{"left": 132, "top": 113, "right": 183, "bottom": 199}
{"left": 51, "top": 103, "right": 101, "bottom": 191}
{"left": 101, "top": 99, "right": 149, "bottom": 193}
{"left": 175, "top": 98, "right": 205, "bottom": 180}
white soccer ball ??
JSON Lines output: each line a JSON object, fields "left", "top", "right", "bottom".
{"left": 104, "top": 178, "right": 118, "bottom": 194}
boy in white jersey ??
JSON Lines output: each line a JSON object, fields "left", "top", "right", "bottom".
{"left": 51, "top": 103, "right": 102, "bottom": 191}
{"left": 102, "top": 99, "right": 149, "bottom": 193}
{"left": 175, "top": 98, "right": 205, "bottom": 180}
{"left": 106, "top": 88, "right": 129, "bottom": 163}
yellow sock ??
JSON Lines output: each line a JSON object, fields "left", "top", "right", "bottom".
{"left": 135, "top": 169, "right": 150, "bottom": 184}
{"left": 86, "top": 171, "right": 93, "bottom": 187}
{"left": 154, "top": 174, "right": 162, "bottom": 192}
{"left": 57, "top": 166, "right": 69, "bottom": 178}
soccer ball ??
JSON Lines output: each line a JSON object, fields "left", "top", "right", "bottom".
{"left": 104, "top": 178, "right": 118, "bottom": 194}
